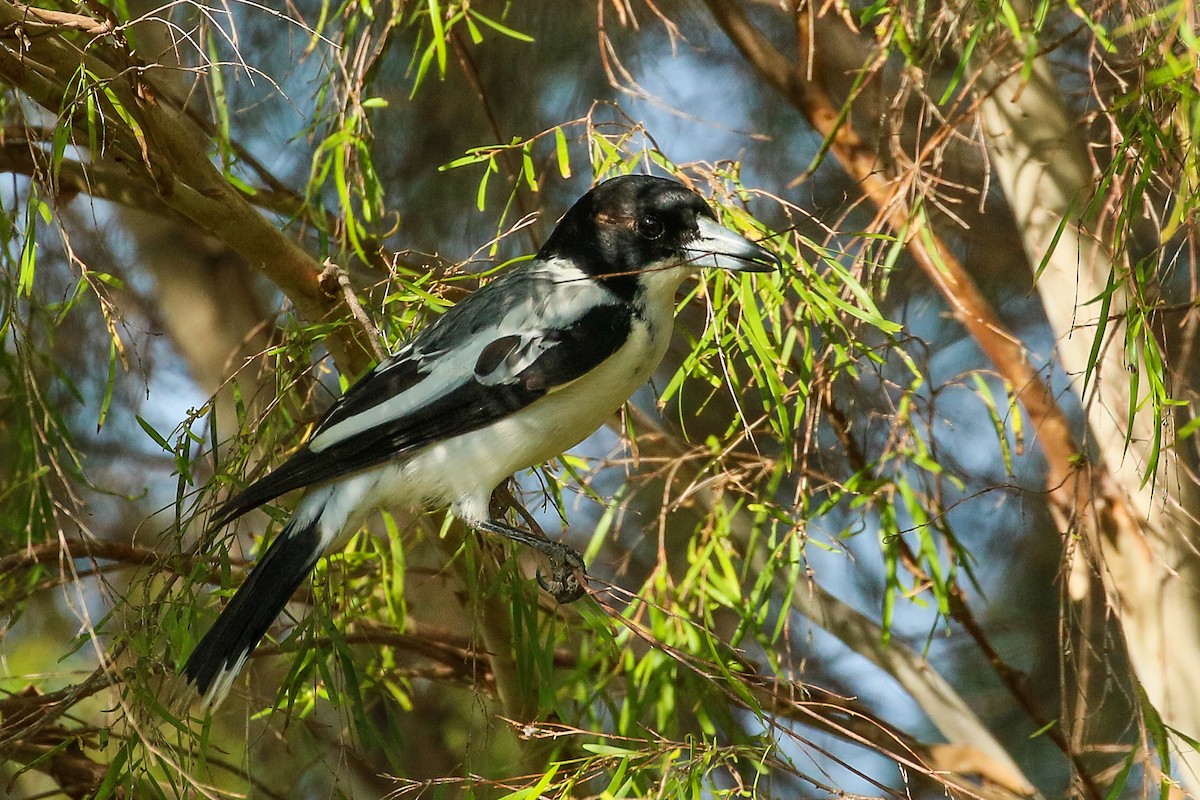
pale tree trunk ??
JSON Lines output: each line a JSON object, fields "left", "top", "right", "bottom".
{"left": 975, "top": 10, "right": 1200, "bottom": 792}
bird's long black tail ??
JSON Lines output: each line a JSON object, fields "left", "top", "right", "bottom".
{"left": 183, "top": 511, "right": 324, "bottom": 707}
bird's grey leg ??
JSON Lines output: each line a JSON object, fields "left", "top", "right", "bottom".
{"left": 473, "top": 519, "right": 587, "bottom": 603}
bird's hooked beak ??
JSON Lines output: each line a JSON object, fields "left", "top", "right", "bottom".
{"left": 686, "top": 216, "right": 781, "bottom": 273}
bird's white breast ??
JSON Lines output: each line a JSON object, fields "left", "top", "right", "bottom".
{"left": 372, "top": 310, "right": 669, "bottom": 523}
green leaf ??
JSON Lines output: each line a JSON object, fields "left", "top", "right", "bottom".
{"left": 96, "top": 339, "right": 118, "bottom": 431}
{"left": 554, "top": 126, "right": 572, "bottom": 178}
{"left": 425, "top": 0, "right": 447, "bottom": 75}
{"left": 520, "top": 147, "right": 538, "bottom": 192}
{"left": 136, "top": 415, "right": 173, "bottom": 452}
{"left": 94, "top": 737, "right": 134, "bottom": 800}
{"left": 439, "top": 147, "right": 497, "bottom": 172}
{"left": 18, "top": 199, "right": 39, "bottom": 296}
{"left": 468, "top": 10, "right": 535, "bottom": 43}
{"left": 583, "top": 743, "right": 639, "bottom": 757}
{"left": 498, "top": 763, "right": 559, "bottom": 799}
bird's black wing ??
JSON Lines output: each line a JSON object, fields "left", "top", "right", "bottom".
{"left": 209, "top": 301, "right": 632, "bottom": 528}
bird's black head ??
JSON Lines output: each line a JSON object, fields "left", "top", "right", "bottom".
{"left": 538, "top": 175, "right": 778, "bottom": 300}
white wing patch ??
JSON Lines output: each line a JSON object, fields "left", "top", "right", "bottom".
{"left": 307, "top": 259, "right": 617, "bottom": 454}
{"left": 475, "top": 332, "right": 556, "bottom": 386}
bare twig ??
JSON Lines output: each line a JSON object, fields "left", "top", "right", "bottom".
{"left": 9, "top": 3, "right": 114, "bottom": 36}
{"left": 320, "top": 259, "right": 388, "bottom": 361}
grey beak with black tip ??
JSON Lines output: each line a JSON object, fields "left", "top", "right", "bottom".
{"left": 687, "top": 216, "right": 780, "bottom": 273}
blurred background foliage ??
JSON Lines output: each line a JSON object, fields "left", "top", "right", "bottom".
{"left": 1, "top": 0, "right": 1198, "bottom": 798}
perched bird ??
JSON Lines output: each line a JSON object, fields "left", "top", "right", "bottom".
{"left": 183, "top": 174, "right": 779, "bottom": 706}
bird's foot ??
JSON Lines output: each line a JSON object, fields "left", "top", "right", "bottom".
{"left": 475, "top": 519, "right": 588, "bottom": 603}
{"left": 533, "top": 541, "right": 587, "bottom": 604}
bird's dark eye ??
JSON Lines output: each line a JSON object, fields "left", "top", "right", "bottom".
{"left": 638, "top": 215, "right": 665, "bottom": 240}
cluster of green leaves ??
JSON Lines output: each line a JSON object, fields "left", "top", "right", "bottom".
{"left": 0, "top": 156, "right": 160, "bottom": 800}
{"left": 1088, "top": 5, "right": 1200, "bottom": 475}
{"left": 899, "top": 0, "right": 1200, "bottom": 484}
{"left": 297, "top": 0, "right": 542, "bottom": 272}
{"left": 0, "top": 197, "right": 130, "bottom": 610}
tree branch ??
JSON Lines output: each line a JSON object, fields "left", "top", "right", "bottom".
{"left": 0, "top": 537, "right": 184, "bottom": 576}
{"left": 0, "top": 0, "right": 373, "bottom": 375}
{"left": 0, "top": 141, "right": 188, "bottom": 218}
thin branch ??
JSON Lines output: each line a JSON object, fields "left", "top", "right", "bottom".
{"left": 822, "top": 391, "right": 1045, "bottom": 796}
{"left": 8, "top": 3, "right": 115, "bottom": 36}
{"left": 448, "top": 28, "right": 539, "bottom": 253}
{"left": 584, "top": 582, "right": 1018, "bottom": 800}
{"left": 0, "top": 538, "right": 180, "bottom": 576}
{"left": 319, "top": 259, "right": 387, "bottom": 361}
